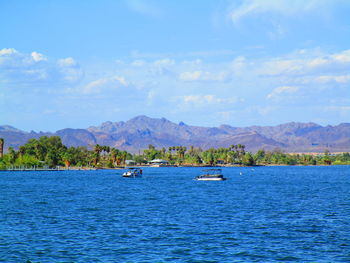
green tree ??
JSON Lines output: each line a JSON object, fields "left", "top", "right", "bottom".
{"left": 7, "top": 147, "right": 17, "bottom": 164}
{"left": 242, "top": 152, "right": 255, "bottom": 166}
{"left": 110, "top": 148, "right": 119, "bottom": 166}
{"left": 15, "top": 154, "right": 40, "bottom": 167}
{"left": 254, "top": 149, "right": 265, "bottom": 164}
{"left": 93, "top": 144, "right": 102, "bottom": 166}
{"left": 143, "top": 145, "right": 161, "bottom": 161}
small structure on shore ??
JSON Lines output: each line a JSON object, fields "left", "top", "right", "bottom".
{"left": 125, "top": 160, "right": 136, "bottom": 166}
{"left": 149, "top": 159, "right": 169, "bottom": 166}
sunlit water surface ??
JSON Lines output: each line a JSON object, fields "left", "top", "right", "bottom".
{"left": 1, "top": 166, "right": 350, "bottom": 262}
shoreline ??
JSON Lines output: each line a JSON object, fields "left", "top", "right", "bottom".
{"left": 1, "top": 163, "right": 349, "bottom": 171}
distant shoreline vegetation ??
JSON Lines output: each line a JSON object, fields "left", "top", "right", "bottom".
{"left": 0, "top": 136, "right": 349, "bottom": 170}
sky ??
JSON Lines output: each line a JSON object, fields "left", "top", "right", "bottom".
{"left": 1, "top": 0, "right": 350, "bottom": 131}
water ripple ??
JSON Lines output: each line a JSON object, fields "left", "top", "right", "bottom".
{"left": 1, "top": 166, "right": 350, "bottom": 262}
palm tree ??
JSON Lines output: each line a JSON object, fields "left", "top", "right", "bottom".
{"left": 178, "top": 146, "right": 183, "bottom": 159}
{"left": 61, "top": 152, "right": 72, "bottom": 168}
{"left": 18, "top": 146, "right": 25, "bottom": 158}
{"left": 0, "top": 138, "right": 4, "bottom": 158}
{"left": 7, "top": 147, "right": 16, "bottom": 163}
{"left": 110, "top": 148, "right": 119, "bottom": 165}
{"left": 104, "top": 146, "right": 110, "bottom": 153}
{"left": 181, "top": 146, "right": 187, "bottom": 159}
{"left": 121, "top": 151, "right": 128, "bottom": 165}
{"left": 241, "top": 145, "right": 246, "bottom": 155}
{"left": 93, "top": 144, "right": 102, "bottom": 166}
{"left": 189, "top": 145, "right": 194, "bottom": 155}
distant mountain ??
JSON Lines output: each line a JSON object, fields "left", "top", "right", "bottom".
{"left": 1, "top": 116, "right": 349, "bottom": 153}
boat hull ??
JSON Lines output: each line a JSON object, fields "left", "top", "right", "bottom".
{"left": 122, "top": 173, "right": 141, "bottom": 177}
{"left": 196, "top": 177, "right": 226, "bottom": 181}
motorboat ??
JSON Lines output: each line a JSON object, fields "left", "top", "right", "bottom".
{"left": 195, "top": 169, "right": 226, "bottom": 181}
{"left": 122, "top": 168, "right": 142, "bottom": 178}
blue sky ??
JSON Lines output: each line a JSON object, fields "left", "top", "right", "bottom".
{"left": 1, "top": 0, "right": 349, "bottom": 131}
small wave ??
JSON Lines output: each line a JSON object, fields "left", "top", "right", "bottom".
{"left": 171, "top": 248, "right": 191, "bottom": 256}
{"left": 233, "top": 251, "right": 267, "bottom": 259}
{"left": 276, "top": 255, "right": 300, "bottom": 261}
{"left": 35, "top": 201, "right": 48, "bottom": 205}
{"left": 76, "top": 207, "right": 100, "bottom": 212}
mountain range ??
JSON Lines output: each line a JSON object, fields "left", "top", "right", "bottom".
{"left": 1, "top": 116, "right": 349, "bottom": 153}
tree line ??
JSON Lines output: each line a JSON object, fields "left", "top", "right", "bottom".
{"left": 141, "top": 144, "right": 350, "bottom": 166}
{"left": 0, "top": 137, "right": 349, "bottom": 169}
{"left": 0, "top": 136, "right": 132, "bottom": 169}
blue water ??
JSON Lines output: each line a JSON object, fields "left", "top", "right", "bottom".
{"left": 1, "top": 166, "right": 350, "bottom": 262}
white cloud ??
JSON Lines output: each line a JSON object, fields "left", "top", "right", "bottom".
{"left": 0, "top": 48, "right": 22, "bottom": 67}
{"left": 259, "top": 59, "right": 301, "bottom": 75}
{"left": 181, "top": 59, "right": 202, "bottom": 65}
{"left": 228, "top": 0, "right": 347, "bottom": 40}
{"left": 229, "top": 0, "right": 335, "bottom": 23}
{"left": 183, "top": 95, "right": 214, "bottom": 104}
{"left": 319, "top": 75, "right": 350, "bottom": 83}
{"left": 146, "top": 58, "right": 176, "bottom": 76}
{"left": 325, "top": 105, "right": 350, "bottom": 112}
{"left": 31, "top": 51, "right": 47, "bottom": 62}
{"left": 58, "top": 57, "right": 77, "bottom": 67}
{"left": 259, "top": 49, "right": 350, "bottom": 76}
{"left": 230, "top": 56, "right": 247, "bottom": 76}
{"left": 23, "top": 69, "right": 48, "bottom": 80}
{"left": 181, "top": 94, "right": 238, "bottom": 106}
{"left": 267, "top": 86, "right": 299, "bottom": 99}
{"left": 179, "top": 70, "right": 229, "bottom": 82}
{"left": 82, "top": 76, "right": 129, "bottom": 94}
{"left": 153, "top": 58, "right": 175, "bottom": 66}
{"left": 131, "top": 59, "right": 146, "bottom": 67}
{"left": 0, "top": 48, "right": 82, "bottom": 87}
{"left": 57, "top": 58, "right": 82, "bottom": 82}
{"left": 332, "top": 49, "right": 350, "bottom": 63}
{"left": 179, "top": 71, "right": 202, "bottom": 81}
{"left": 0, "top": 48, "right": 18, "bottom": 56}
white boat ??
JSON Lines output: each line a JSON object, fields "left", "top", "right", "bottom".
{"left": 195, "top": 169, "right": 226, "bottom": 181}
{"left": 122, "top": 168, "right": 142, "bottom": 178}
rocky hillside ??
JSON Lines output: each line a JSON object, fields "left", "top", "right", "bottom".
{"left": 1, "top": 116, "right": 349, "bottom": 153}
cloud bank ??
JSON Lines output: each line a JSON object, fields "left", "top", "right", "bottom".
{"left": 1, "top": 47, "right": 349, "bottom": 129}
{"left": 0, "top": 48, "right": 82, "bottom": 88}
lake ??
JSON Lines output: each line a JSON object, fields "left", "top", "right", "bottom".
{"left": 1, "top": 166, "right": 350, "bottom": 262}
